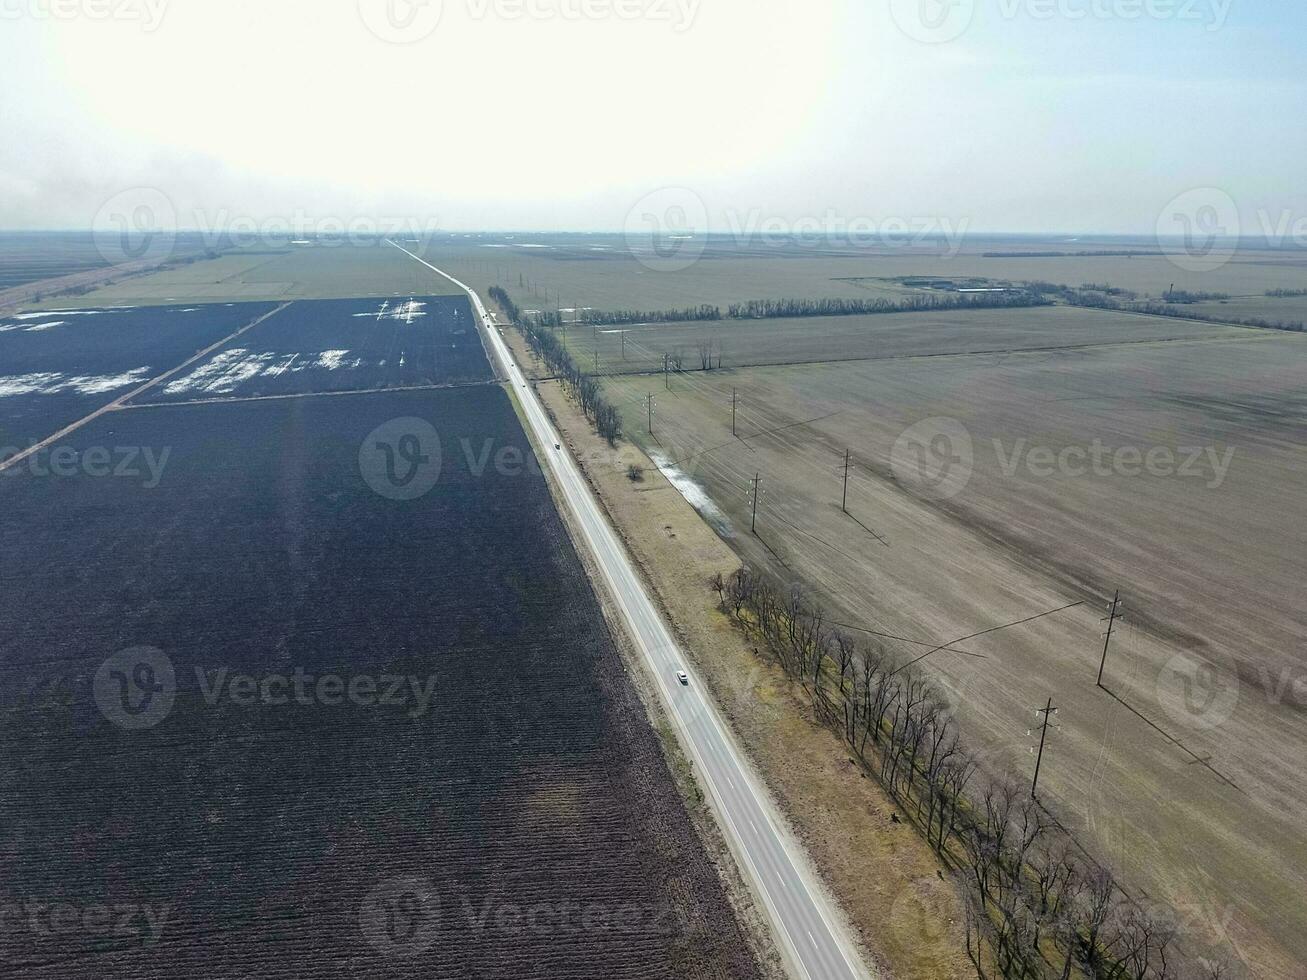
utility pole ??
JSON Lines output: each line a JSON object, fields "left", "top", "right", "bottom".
{"left": 841, "top": 452, "right": 852, "bottom": 514}
{"left": 663, "top": 353, "right": 670, "bottom": 391}
{"left": 749, "top": 473, "right": 761, "bottom": 534}
{"left": 1031, "top": 697, "right": 1058, "bottom": 800}
{"left": 593, "top": 350, "right": 599, "bottom": 374}
{"left": 731, "top": 388, "right": 737, "bottom": 436}
{"left": 1096, "top": 590, "right": 1122, "bottom": 688}
{"left": 621, "top": 331, "right": 626, "bottom": 361}
{"left": 647, "top": 394, "right": 654, "bottom": 435}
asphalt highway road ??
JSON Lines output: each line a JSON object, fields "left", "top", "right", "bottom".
{"left": 389, "top": 241, "right": 871, "bottom": 980}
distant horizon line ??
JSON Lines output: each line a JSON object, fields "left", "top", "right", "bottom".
{"left": 0, "top": 228, "right": 1291, "bottom": 244}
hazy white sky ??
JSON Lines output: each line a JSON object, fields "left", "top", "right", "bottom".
{"left": 2, "top": 0, "right": 1304, "bottom": 234}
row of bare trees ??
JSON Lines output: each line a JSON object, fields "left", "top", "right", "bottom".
{"left": 577, "top": 304, "right": 722, "bottom": 325}
{"left": 1027, "top": 281, "right": 1304, "bottom": 333}
{"left": 491, "top": 287, "right": 622, "bottom": 445}
{"left": 518, "top": 319, "right": 620, "bottom": 442}
{"left": 507, "top": 289, "right": 1051, "bottom": 333}
{"left": 725, "top": 291, "right": 1051, "bottom": 319}
{"left": 713, "top": 567, "right": 1233, "bottom": 980}
{"left": 487, "top": 286, "right": 519, "bottom": 322}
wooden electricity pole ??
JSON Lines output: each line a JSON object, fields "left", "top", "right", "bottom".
{"left": 750, "top": 473, "right": 760, "bottom": 534}
{"left": 647, "top": 394, "right": 654, "bottom": 435}
{"left": 1031, "top": 697, "right": 1057, "bottom": 800}
{"left": 663, "top": 354, "right": 670, "bottom": 391}
{"left": 1096, "top": 590, "right": 1122, "bottom": 688}
{"left": 842, "top": 449, "right": 851, "bottom": 513}
{"left": 731, "top": 388, "right": 738, "bottom": 436}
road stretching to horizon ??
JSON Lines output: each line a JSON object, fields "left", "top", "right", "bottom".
{"left": 389, "top": 240, "right": 872, "bottom": 980}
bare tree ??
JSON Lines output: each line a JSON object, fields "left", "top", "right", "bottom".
{"left": 1079, "top": 867, "right": 1117, "bottom": 975}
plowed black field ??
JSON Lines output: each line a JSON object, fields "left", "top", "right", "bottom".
{"left": 0, "top": 379, "right": 760, "bottom": 979}
{"left": 141, "top": 296, "right": 491, "bottom": 402}
{"left": 0, "top": 302, "right": 276, "bottom": 454}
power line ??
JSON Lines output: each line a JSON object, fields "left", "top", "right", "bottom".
{"left": 893, "top": 600, "right": 1086, "bottom": 674}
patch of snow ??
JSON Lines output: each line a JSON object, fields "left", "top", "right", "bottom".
{"left": 65, "top": 368, "right": 151, "bottom": 394}
{"left": 0, "top": 368, "right": 150, "bottom": 397}
{"left": 0, "top": 373, "right": 63, "bottom": 397}
{"left": 163, "top": 345, "right": 366, "bottom": 394}
{"left": 260, "top": 354, "right": 300, "bottom": 377}
{"left": 316, "top": 350, "right": 354, "bottom": 370}
{"left": 162, "top": 349, "right": 270, "bottom": 395}
{"left": 352, "top": 298, "right": 427, "bottom": 323}
{"left": 648, "top": 450, "right": 734, "bottom": 536}
{"left": 24, "top": 321, "right": 67, "bottom": 332}
{"left": 10, "top": 309, "right": 109, "bottom": 320}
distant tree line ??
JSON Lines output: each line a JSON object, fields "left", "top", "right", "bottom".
{"left": 520, "top": 291, "right": 1051, "bottom": 332}
{"left": 712, "top": 567, "right": 1234, "bottom": 980}
{"left": 1027, "top": 282, "right": 1304, "bottom": 333}
{"left": 981, "top": 250, "right": 1163, "bottom": 258}
{"left": 1079, "top": 282, "right": 1136, "bottom": 298}
{"left": 490, "top": 284, "right": 621, "bottom": 444}
{"left": 1266, "top": 288, "right": 1307, "bottom": 298}
{"left": 726, "top": 291, "right": 1051, "bottom": 319}
{"left": 1130, "top": 301, "right": 1303, "bottom": 331}
{"left": 577, "top": 305, "right": 722, "bottom": 325}
{"left": 1161, "top": 289, "right": 1230, "bottom": 304}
